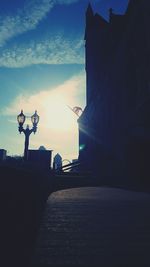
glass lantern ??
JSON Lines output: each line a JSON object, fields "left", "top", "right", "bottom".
{"left": 31, "top": 110, "right": 39, "bottom": 126}
{"left": 17, "top": 110, "right": 26, "bottom": 126}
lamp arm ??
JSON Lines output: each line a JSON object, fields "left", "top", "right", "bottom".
{"left": 29, "top": 128, "right": 35, "bottom": 134}
{"left": 22, "top": 128, "right": 26, "bottom": 134}
{"left": 21, "top": 128, "right": 32, "bottom": 135}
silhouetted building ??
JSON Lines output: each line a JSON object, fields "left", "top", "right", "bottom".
{"left": 28, "top": 149, "right": 52, "bottom": 169}
{"left": 39, "top": 145, "right": 46, "bottom": 151}
{"left": 53, "top": 153, "right": 62, "bottom": 171}
{"left": 0, "top": 149, "right": 7, "bottom": 161}
{"left": 78, "top": 1, "right": 150, "bottom": 180}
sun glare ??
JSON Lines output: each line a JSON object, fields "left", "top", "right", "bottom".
{"left": 43, "top": 90, "right": 77, "bottom": 131}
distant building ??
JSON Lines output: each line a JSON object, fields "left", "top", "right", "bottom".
{"left": 28, "top": 149, "right": 52, "bottom": 169}
{"left": 0, "top": 149, "right": 7, "bottom": 161}
{"left": 78, "top": 1, "right": 150, "bottom": 179}
{"left": 39, "top": 145, "right": 46, "bottom": 151}
{"left": 53, "top": 153, "right": 62, "bottom": 171}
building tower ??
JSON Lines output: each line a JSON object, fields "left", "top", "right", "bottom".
{"left": 78, "top": 1, "right": 150, "bottom": 182}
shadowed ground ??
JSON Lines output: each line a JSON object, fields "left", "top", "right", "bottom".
{"left": 31, "top": 187, "right": 150, "bottom": 267}
{"left": 0, "top": 165, "right": 52, "bottom": 267}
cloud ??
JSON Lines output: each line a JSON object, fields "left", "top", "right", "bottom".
{"left": 3, "top": 72, "right": 86, "bottom": 160}
{"left": 57, "top": 0, "right": 79, "bottom": 4}
{"left": 0, "top": 35, "right": 84, "bottom": 67}
{"left": 0, "top": 0, "right": 80, "bottom": 47}
{"left": 3, "top": 72, "right": 86, "bottom": 119}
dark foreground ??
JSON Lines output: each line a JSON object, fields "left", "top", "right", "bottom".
{"left": 0, "top": 165, "right": 52, "bottom": 267}
{"left": 31, "top": 187, "right": 150, "bottom": 267}
{"left": 1, "top": 165, "right": 150, "bottom": 267}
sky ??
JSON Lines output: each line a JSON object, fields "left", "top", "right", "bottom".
{"left": 0, "top": 0, "right": 129, "bottom": 162}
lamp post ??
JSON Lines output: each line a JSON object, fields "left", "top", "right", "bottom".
{"left": 17, "top": 110, "right": 40, "bottom": 161}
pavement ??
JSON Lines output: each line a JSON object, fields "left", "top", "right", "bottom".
{"left": 31, "top": 187, "right": 150, "bottom": 266}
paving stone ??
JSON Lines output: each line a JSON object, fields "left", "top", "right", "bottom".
{"left": 31, "top": 187, "right": 150, "bottom": 267}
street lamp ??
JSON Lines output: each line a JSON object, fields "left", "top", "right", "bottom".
{"left": 17, "top": 110, "right": 40, "bottom": 161}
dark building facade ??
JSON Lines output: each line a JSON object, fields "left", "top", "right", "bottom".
{"left": 53, "top": 153, "right": 62, "bottom": 171}
{"left": 78, "top": 0, "right": 150, "bottom": 180}
{"left": 28, "top": 149, "right": 52, "bottom": 169}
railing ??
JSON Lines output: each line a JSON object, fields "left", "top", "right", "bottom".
{"left": 59, "top": 161, "right": 80, "bottom": 172}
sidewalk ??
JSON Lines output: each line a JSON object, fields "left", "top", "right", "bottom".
{"left": 31, "top": 187, "right": 150, "bottom": 266}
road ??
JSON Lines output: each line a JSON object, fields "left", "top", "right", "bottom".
{"left": 31, "top": 187, "right": 150, "bottom": 266}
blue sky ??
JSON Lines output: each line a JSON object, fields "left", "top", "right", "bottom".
{"left": 0, "top": 0, "right": 129, "bottom": 161}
